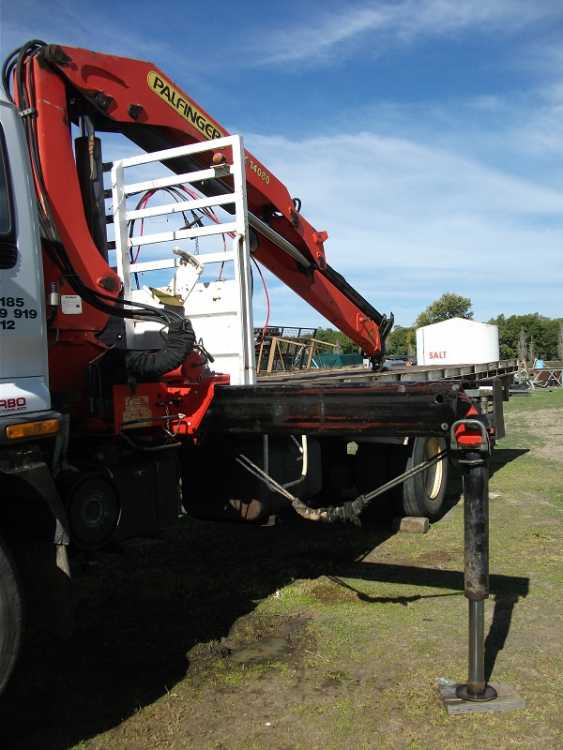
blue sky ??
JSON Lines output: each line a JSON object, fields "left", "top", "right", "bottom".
{"left": 2, "top": 0, "right": 563, "bottom": 328}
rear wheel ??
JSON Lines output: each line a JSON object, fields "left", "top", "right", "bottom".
{"left": 0, "top": 532, "right": 24, "bottom": 695}
{"left": 400, "top": 437, "right": 448, "bottom": 520}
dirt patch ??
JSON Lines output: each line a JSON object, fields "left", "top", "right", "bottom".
{"left": 229, "top": 636, "right": 289, "bottom": 665}
{"left": 220, "top": 614, "right": 310, "bottom": 667}
{"left": 308, "top": 578, "right": 358, "bottom": 604}
{"left": 366, "top": 546, "right": 455, "bottom": 570}
{"left": 506, "top": 408, "right": 563, "bottom": 462}
{"left": 411, "top": 548, "right": 455, "bottom": 568}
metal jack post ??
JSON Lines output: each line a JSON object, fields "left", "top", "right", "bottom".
{"left": 453, "top": 420, "right": 497, "bottom": 702}
{"left": 438, "top": 418, "right": 525, "bottom": 714}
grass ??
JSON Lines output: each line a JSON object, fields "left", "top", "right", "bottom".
{"left": 2, "top": 389, "right": 562, "bottom": 750}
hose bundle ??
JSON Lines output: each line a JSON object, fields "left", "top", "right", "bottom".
{"left": 126, "top": 318, "right": 195, "bottom": 379}
{"left": 236, "top": 449, "right": 447, "bottom": 526}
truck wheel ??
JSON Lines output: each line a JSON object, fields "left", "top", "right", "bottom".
{"left": 0, "top": 533, "right": 24, "bottom": 695}
{"left": 400, "top": 437, "right": 448, "bottom": 521}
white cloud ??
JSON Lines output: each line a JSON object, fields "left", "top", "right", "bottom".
{"left": 245, "top": 130, "right": 563, "bottom": 325}
{"left": 508, "top": 85, "right": 563, "bottom": 156}
{"left": 4, "top": 0, "right": 560, "bottom": 333}
{"left": 99, "top": 119, "right": 563, "bottom": 329}
{"left": 257, "top": 0, "right": 563, "bottom": 66}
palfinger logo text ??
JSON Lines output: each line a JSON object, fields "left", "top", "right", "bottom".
{"left": 147, "top": 71, "right": 224, "bottom": 140}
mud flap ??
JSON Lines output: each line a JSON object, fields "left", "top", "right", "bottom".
{"left": 1, "top": 462, "right": 73, "bottom": 637}
{"left": 1, "top": 460, "right": 70, "bottom": 545}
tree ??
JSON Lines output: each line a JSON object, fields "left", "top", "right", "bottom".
{"left": 517, "top": 328, "right": 527, "bottom": 362}
{"left": 386, "top": 325, "right": 415, "bottom": 357}
{"left": 314, "top": 327, "right": 358, "bottom": 353}
{"left": 415, "top": 293, "right": 473, "bottom": 328}
{"left": 528, "top": 336, "right": 535, "bottom": 364}
{"left": 488, "top": 314, "right": 562, "bottom": 360}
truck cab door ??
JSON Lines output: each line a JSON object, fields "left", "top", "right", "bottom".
{"left": 0, "top": 95, "right": 50, "bottom": 416}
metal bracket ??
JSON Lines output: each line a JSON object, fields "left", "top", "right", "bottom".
{"left": 449, "top": 418, "right": 490, "bottom": 464}
{"left": 18, "top": 107, "right": 37, "bottom": 119}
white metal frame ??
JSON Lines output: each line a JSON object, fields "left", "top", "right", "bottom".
{"left": 110, "top": 135, "right": 256, "bottom": 385}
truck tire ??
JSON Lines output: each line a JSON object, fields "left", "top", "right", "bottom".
{"left": 0, "top": 533, "right": 24, "bottom": 695}
{"left": 400, "top": 437, "right": 448, "bottom": 521}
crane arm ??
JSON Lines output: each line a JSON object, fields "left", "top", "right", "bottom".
{"left": 12, "top": 43, "right": 392, "bottom": 359}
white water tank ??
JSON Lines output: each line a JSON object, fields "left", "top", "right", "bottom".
{"left": 416, "top": 318, "right": 499, "bottom": 366}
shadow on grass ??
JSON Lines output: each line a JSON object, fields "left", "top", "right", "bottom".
{"left": 0, "top": 520, "right": 394, "bottom": 750}
{"left": 1, "top": 447, "right": 531, "bottom": 748}
{"left": 440, "top": 447, "right": 530, "bottom": 520}
{"left": 332, "top": 561, "right": 529, "bottom": 684}
{"left": 327, "top": 575, "right": 464, "bottom": 606}
{"left": 484, "top": 593, "right": 522, "bottom": 682}
{"left": 489, "top": 448, "right": 530, "bottom": 478}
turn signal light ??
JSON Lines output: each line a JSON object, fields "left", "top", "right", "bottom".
{"left": 5, "top": 418, "right": 60, "bottom": 440}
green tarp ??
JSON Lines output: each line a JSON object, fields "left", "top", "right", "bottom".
{"left": 312, "top": 352, "right": 363, "bottom": 369}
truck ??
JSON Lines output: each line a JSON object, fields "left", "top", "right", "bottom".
{"left": 0, "top": 40, "right": 515, "bottom": 694}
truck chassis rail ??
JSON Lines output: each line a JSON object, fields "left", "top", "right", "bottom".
{"left": 206, "top": 381, "right": 465, "bottom": 438}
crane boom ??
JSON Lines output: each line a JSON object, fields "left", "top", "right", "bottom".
{"left": 16, "top": 43, "right": 392, "bottom": 362}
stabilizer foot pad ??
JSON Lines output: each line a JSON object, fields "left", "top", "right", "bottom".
{"left": 437, "top": 680, "right": 526, "bottom": 715}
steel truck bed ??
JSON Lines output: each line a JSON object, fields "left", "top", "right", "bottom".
{"left": 257, "top": 359, "right": 517, "bottom": 388}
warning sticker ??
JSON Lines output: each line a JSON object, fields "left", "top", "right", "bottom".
{"left": 61, "top": 295, "right": 83, "bottom": 315}
{"left": 122, "top": 394, "right": 152, "bottom": 429}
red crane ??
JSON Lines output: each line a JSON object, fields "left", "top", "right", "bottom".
{"left": 8, "top": 42, "right": 392, "bottom": 412}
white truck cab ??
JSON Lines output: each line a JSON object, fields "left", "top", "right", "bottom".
{"left": 0, "top": 89, "right": 50, "bottom": 420}
{"left": 0, "top": 90, "right": 66, "bottom": 697}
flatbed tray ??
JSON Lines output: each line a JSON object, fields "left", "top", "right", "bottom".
{"left": 257, "top": 360, "right": 517, "bottom": 387}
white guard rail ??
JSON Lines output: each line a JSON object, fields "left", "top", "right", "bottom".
{"left": 110, "top": 135, "right": 256, "bottom": 385}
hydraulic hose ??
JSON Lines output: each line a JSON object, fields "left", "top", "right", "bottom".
{"left": 125, "top": 318, "right": 195, "bottom": 379}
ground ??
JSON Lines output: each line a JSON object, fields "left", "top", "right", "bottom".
{"left": 2, "top": 390, "right": 562, "bottom": 750}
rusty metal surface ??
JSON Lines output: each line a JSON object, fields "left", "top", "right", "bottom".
{"left": 258, "top": 360, "right": 517, "bottom": 387}
{"left": 205, "top": 381, "right": 463, "bottom": 437}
